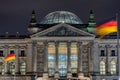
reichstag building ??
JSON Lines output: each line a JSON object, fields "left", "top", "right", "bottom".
{"left": 0, "top": 10, "right": 118, "bottom": 80}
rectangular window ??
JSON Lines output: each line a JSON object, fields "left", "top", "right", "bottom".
{"left": 20, "top": 50, "right": 25, "bottom": 57}
{"left": 100, "top": 50, "right": 105, "bottom": 56}
{"left": 71, "top": 43, "right": 78, "bottom": 74}
{"left": 10, "top": 50, "right": 14, "bottom": 54}
{"left": 0, "top": 50, "right": 3, "bottom": 57}
{"left": 48, "top": 43, "right": 55, "bottom": 77}
{"left": 111, "top": 50, "right": 115, "bottom": 56}
{"left": 100, "top": 61, "right": 106, "bottom": 75}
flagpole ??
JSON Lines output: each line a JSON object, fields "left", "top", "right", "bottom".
{"left": 116, "top": 13, "right": 120, "bottom": 80}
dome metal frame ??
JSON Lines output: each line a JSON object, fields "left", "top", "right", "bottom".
{"left": 40, "top": 11, "right": 83, "bottom": 24}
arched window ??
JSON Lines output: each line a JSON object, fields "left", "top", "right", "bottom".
{"left": 100, "top": 61, "right": 106, "bottom": 75}
{"left": 0, "top": 62, "right": 4, "bottom": 75}
{"left": 20, "top": 62, "right": 26, "bottom": 75}
{"left": 110, "top": 61, "right": 116, "bottom": 74}
{"left": 10, "top": 62, "right": 15, "bottom": 75}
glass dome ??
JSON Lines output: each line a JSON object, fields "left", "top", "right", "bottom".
{"left": 40, "top": 11, "right": 83, "bottom": 24}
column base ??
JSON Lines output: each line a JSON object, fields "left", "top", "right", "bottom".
{"left": 67, "top": 73, "right": 72, "bottom": 78}
{"left": 43, "top": 73, "right": 48, "bottom": 80}
{"left": 54, "top": 72, "right": 59, "bottom": 78}
{"left": 36, "top": 77, "right": 43, "bottom": 80}
{"left": 78, "top": 72, "right": 84, "bottom": 78}
{"left": 15, "top": 71, "right": 21, "bottom": 74}
{"left": 5, "top": 71, "right": 10, "bottom": 75}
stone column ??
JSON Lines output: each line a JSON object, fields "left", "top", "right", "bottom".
{"left": 67, "top": 42, "right": 72, "bottom": 78}
{"left": 33, "top": 42, "right": 37, "bottom": 73}
{"left": 15, "top": 45, "right": 19, "bottom": 74}
{"left": 78, "top": 42, "right": 84, "bottom": 77}
{"left": 93, "top": 42, "right": 99, "bottom": 75}
{"left": 26, "top": 43, "right": 33, "bottom": 73}
{"left": 88, "top": 42, "right": 93, "bottom": 76}
{"left": 118, "top": 44, "right": 120, "bottom": 75}
{"left": 43, "top": 42, "right": 48, "bottom": 79}
{"left": 105, "top": 45, "right": 110, "bottom": 74}
{"left": 54, "top": 42, "right": 59, "bottom": 78}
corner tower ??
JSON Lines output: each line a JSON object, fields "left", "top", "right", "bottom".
{"left": 87, "top": 10, "right": 96, "bottom": 34}
{"left": 28, "top": 10, "right": 39, "bottom": 34}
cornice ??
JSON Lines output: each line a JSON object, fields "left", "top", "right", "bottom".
{"left": 31, "top": 37, "right": 95, "bottom": 41}
{"left": 0, "top": 38, "right": 32, "bottom": 44}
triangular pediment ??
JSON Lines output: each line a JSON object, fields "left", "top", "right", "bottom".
{"left": 31, "top": 23, "right": 95, "bottom": 37}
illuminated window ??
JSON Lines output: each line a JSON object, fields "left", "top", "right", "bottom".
{"left": 20, "top": 62, "right": 26, "bottom": 75}
{"left": 0, "top": 62, "right": 4, "bottom": 75}
{"left": 110, "top": 61, "right": 116, "bottom": 74}
{"left": 10, "top": 62, "right": 15, "bottom": 75}
{"left": 48, "top": 43, "right": 55, "bottom": 76}
{"left": 58, "top": 43, "right": 67, "bottom": 77}
{"left": 100, "top": 61, "right": 106, "bottom": 75}
{"left": 71, "top": 43, "right": 78, "bottom": 74}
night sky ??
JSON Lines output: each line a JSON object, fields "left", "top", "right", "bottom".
{"left": 0, "top": 0, "right": 119, "bottom": 35}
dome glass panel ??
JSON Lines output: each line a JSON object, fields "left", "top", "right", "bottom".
{"left": 40, "top": 11, "right": 83, "bottom": 24}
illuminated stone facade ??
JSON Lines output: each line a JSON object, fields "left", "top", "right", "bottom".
{"left": 0, "top": 11, "right": 118, "bottom": 80}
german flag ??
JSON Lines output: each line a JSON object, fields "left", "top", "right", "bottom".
{"left": 96, "top": 20, "right": 117, "bottom": 38}
{"left": 4, "top": 54, "right": 15, "bottom": 61}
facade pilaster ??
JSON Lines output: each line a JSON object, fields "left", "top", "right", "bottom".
{"left": 78, "top": 42, "right": 84, "bottom": 77}
{"left": 67, "top": 42, "right": 72, "bottom": 78}
{"left": 33, "top": 42, "right": 37, "bottom": 72}
{"left": 43, "top": 42, "right": 48, "bottom": 73}
{"left": 88, "top": 42, "right": 93, "bottom": 76}
{"left": 93, "top": 42, "right": 100, "bottom": 75}
{"left": 43, "top": 42, "right": 48, "bottom": 80}
{"left": 118, "top": 45, "right": 120, "bottom": 75}
{"left": 26, "top": 43, "right": 33, "bottom": 73}
{"left": 15, "top": 45, "right": 19, "bottom": 74}
{"left": 105, "top": 45, "right": 110, "bottom": 74}
{"left": 54, "top": 41, "right": 59, "bottom": 78}
{"left": 4, "top": 45, "right": 9, "bottom": 74}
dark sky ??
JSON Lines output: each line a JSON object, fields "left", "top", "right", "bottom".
{"left": 0, "top": 0, "right": 119, "bottom": 35}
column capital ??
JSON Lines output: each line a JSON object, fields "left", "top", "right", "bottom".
{"left": 15, "top": 45, "right": 20, "bottom": 49}
{"left": 55, "top": 41, "right": 59, "bottom": 46}
{"left": 77, "top": 42, "right": 82, "bottom": 47}
{"left": 33, "top": 41, "right": 37, "bottom": 46}
{"left": 89, "top": 41, "right": 94, "bottom": 46}
{"left": 27, "top": 43, "right": 32, "bottom": 46}
{"left": 105, "top": 44, "right": 111, "bottom": 48}
{"left": 43, "top": 41, "right": 49, "bottom": 46}
{"left": 4, "top": 45, "right": 9, "bottom": 49}
{"left": 67, "top": 42, "right": 71, "bottom": 47}
{"left": 87, "top": 42, "right": 94, "bottom": 48}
